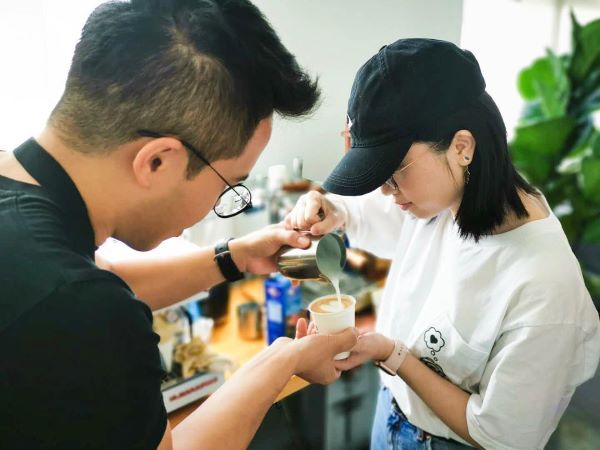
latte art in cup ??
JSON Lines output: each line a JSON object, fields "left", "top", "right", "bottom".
{"left": 308, "top": 294, "right": 356, "bottom": 360}
{"left": 310, "top": 296, "right": 353, "bottom": 313}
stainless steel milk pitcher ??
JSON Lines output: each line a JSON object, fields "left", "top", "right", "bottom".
{"left": 277, "top": 232, "right": 346, "bottom": 282}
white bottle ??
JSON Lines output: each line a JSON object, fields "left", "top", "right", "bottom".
{"left": 267, "top": 165, "right": 288, "bottom": 224}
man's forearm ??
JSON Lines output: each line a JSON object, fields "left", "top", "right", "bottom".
{"left": 107, "top": 246, "right": 226, "bottom": 310}
{"left": 172, "top": 340, "right": 297, "bottom": 450}
{"left": 397, "top": 353, "right": 483, "bottom": 448}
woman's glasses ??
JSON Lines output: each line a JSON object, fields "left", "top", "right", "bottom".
{"left": 384, "top": 157, "right": 421, "bottom": 191}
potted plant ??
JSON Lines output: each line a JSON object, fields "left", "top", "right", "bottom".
{"left": 509, "top": 12, "right": 600, "bottom": 304}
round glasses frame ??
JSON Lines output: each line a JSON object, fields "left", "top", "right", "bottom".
{"left": 137, "top": 130, "right": 253, "bottom": 218}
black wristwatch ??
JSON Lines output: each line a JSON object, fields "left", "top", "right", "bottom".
{"left": 214, "top": 238, "right": 244, "bottom": 282}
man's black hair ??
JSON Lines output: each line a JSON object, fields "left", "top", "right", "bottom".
{"left": 50, "top": 0, "right": 320, "bottom": 173}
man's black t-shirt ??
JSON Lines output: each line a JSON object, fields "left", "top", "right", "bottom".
{"left": 0, "top": 139, "right": 167, "bottom": 449}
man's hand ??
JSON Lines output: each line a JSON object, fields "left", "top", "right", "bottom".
{"left": 333, "top": 331, "right": 394, "bottom": 372}
{"left": 286, "top": 319, "right": 358, "bottom": 385}
{"left": 228, "top": 224, "right": 311, "bottom": 274}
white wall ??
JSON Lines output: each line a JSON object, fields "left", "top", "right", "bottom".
{"left": 251, "top": 0, "right": 464, "bottom": 183}
{"left": 0, "top": 0, "right": 464, "bottom": 182}
{"left": 3, "top": 1, "right": 599, "bottom": 180}
{"left": 0, "top": 1, "right": 102, "bottom": 150}
{"left": 461, "top": 0, "right": 600, "bottom": 139}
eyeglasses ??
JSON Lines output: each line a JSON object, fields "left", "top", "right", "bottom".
{"left": 384, "top": 156, "right": 422, "bottom": 191}
{"left": 137, "top": 130, "right": 252, "bottom": 218}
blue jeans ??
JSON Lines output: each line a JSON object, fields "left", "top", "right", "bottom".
{"left": 371, "top": 386, "right": 473, "bottom": 450}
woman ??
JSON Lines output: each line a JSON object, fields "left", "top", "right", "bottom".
{"left": 285, "top": 39, "right": 600, "bottom": 449}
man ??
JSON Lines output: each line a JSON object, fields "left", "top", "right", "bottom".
{"left": 0, "top": 1, "right": 357, "bottom": 449}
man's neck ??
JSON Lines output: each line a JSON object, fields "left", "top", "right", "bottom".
{"left": 36, "top": 128, "right": 123, "bottom": 247}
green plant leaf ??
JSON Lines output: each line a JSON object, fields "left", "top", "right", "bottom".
{"left": 569, "top": 14, "right": 600, "bottom": 85}
{"left": 517, "top": 52, "right": 568, "bottom": 118}
{"left": 571, "top": 68, "right": 600, "bottom": 114}
{"left": 592, "top": 131, "right": 600, "bottom": 157}
{"left": 557, "top": 122, "right": 598, "bottom": 175}
{"left": 558, "top": 213, "right": 581, "bottom": 243}
{"left": 580, "top": 157, "right": 600, "bottom": 202}
{"left": 512, "top": 11, "right": 600, "bottom": 296}
{"left": 511, "top": 117, "right": 576, "bottom": 157}
{"left": 520, "top": 100, "right": 545, "bottom": 124}
{"left": 510, "top": 117, "right": 577, "bottom": 183}
{"left": 582, "top": 270, "right": 600, "bottom": 301}
{"left": 512, "top": 155, "right": 553, "bottom": 185}
{"left": 583, "top": 218, "right": 600, "bottom": 244}
{"left": 518, "top": 59, "right": 547, "bottom": 100}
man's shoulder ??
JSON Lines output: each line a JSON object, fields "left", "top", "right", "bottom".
{"left": 1, "top": 185, "right": 69, "bottom": 263}
{"left": 0, "top": 185, "right": 138, "bottom": 332}
{"left": 1, "top": 185, "right": 70, "bottom": 246}
{"left": 0, "top": 272, "right": 166, "bottom": 450}
{"left": 45, "top": 275, "right": 154, "bottom": 341}
{"left": 1, "top": 264, "right": 144, "bottom": 334}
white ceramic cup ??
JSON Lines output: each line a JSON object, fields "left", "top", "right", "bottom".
{"left": 308, "top": 294, "right": 356, "bottom": 360}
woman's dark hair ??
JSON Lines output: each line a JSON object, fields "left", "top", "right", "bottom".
{"left": 416, "top": 92, "right": 538, "bottom": 242}
{"left": 49, "top": 0, "right": 320, "bottom": 175}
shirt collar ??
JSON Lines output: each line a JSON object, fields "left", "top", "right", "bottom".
{"left": 13, "top": 138, "right": 97, "bottom": 258}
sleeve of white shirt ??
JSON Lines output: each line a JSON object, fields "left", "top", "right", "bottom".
{"left": 327, "top": 189, "right": 405, "bottom": 259}
{"left": 466, "top": 323, "right": 599, "bottom": 450}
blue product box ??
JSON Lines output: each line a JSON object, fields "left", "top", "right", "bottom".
{"left": 264, "top": 274, "right": 302, "bottom": 344}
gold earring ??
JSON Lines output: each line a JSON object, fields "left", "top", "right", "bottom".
{"left": 464, "top": 166, "right": 471, "bottom": 185}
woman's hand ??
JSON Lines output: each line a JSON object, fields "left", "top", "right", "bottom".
{"left": 283, "top": 190, "right": 346, "bottom": 235}
{"left": 333, "top": 331, "right": 395, "bottom": 372}
{"left": 297, "top": 321, "right": 396, "bottom": 373}
{"left": 228, "top": 224, "right": 311, "bottom": 274}
{"left": 286, "top": 318, "right": 358, "bottom": 385}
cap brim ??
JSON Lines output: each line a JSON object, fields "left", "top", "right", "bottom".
{"left": 323, "top": 136, "right": 412, "bottom": 196}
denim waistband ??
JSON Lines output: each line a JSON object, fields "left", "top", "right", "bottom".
{"left": 387, "top": 388, "right": 471, "bottom": 447}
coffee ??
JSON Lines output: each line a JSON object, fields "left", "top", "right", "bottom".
{"left": 308, "top": 294, "right": 356, "bottom": 360}
{"left": 309, "top": 295, "right": 353, "bottom": 314}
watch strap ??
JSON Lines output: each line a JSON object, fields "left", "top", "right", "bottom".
{"left": 215, "top": 238, "right": 233, "bottom": 255}
{"left": 214, "top": 238, "right": 244, "bottom": 282}
{"left": 374, "top": 340, "right": 408, "bottom": 376}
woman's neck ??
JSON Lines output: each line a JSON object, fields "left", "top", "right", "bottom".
{"left": 492, "top": 190, "right": 549, "bottom": 235}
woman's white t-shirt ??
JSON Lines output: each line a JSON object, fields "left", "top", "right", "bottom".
{"left": 331, "top": 189, "right": 600, "bottom": 450}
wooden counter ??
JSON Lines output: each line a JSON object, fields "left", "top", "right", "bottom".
{"left": 209, "top": 277, "right": 312, "bottom": 402}
{"left": 168, "top": 277, "right": 308, "bottom": 427}
{"left": 168, "top": 277, "right": 376, "bottom": 428}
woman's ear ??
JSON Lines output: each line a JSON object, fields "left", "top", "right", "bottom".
{"left": 132, "top": 136, "right": 186, "bottom": 188}
{"left": 450, "top": 129, "right": 475, "bottom": 167}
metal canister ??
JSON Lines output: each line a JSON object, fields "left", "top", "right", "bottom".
{"left": 276, "top": 233, "right": 347, "bottom": 282}
{"left": 237, "top": 301, "right": 263, "bottom": 340}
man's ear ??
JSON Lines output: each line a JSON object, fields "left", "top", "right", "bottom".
{"left": 449, "top": 129, "right": 475, "bottom": 167}
{"left": 132, "top": 136, "right": 186, "bottom": 188}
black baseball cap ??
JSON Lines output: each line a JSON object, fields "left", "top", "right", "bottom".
{"left": 323, "top": 38, "right": 486, "bottom": 196}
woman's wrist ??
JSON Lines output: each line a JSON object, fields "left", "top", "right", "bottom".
{"left": 326, "top": 195, "right": 349, "bottom": 230}
{"left": 375, "top": 334, "right": 396, "bottom": 361}
{"left": 395, "top": 350, "right": 415, "bottom": 378}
